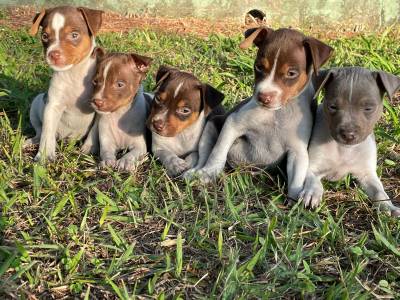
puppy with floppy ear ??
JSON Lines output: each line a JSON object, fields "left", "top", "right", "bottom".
{"left": 147, "top": 66, "right": 225, "bottom": 177}
{"left": 300, "top": 67, "right": 400, "bottom": 217}
{"left": 26, "top": 6, "right": 104, "bottom": 161}
{"left": 188, "top": 26, "right": 333, "bottom": 202}
{"left": 89, "top": 51, "right": 153, "bottom": 171}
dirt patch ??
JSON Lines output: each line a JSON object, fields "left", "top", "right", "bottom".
{"left": 0, "top": 5, "right": 384, "bottom": 39}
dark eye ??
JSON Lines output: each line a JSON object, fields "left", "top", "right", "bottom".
{"left": 177, "top": 107, "right": 191, "bottom": 115}
{"left": 328, "top": 103, "right": 337, "bottom": 112}
{"left": 116, "top": 81, "right": 125, "bottom": 88}
{"left": 71, "top": 32, "right": 80, "bottom": 40}
{"left": 41, "top": 32, "right": 49, "bottom": 42}
{"left": 254, "top": 64, "right": 264, "bottom": 74}
{"left": 92, "top": 79, "right": 98, "bottom": 86}
{"left": 286, "top": 69, "right": 299, "bottom": 79}
{"left": 364, "top": 106, "right": 375, "bottom": 113}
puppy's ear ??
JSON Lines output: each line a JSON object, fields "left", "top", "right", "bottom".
{"left": 130, "top": 54, "right": 152, "bottom": 73}
{"left": 200, "top": 84, "right": 225, "bottom": 115}
{"left": 30, "top": 8, "right": 47, "bottom": 36}
{"left": 92, "top": 47, "right": 106, "bottom": 59}
{"left": 312, "top": 69, "right": 333, "bottom": 99}
{"left": 240, "top": 27, "right": 273, "bottom": 49}
{"left": 154, "top": 66, "right": 176, "bottom": 90}
{"left": 78, "top": 7, "right": 103, "bottom": 36}
{"left": 374, "top": 71, "right": 400, "bottom": 101}
{"left": 303, "top": 37, "right": 334, "bottom": 76}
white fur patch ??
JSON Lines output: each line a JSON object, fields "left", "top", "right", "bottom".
{"left": 47, "top": 13, "right": 65, "bottom": 56}
{"left": 254, "top": 49, "right": 283, "bottom": 107}
{"left": 174, "top": 82, "right": 184, "bottom": 99}
{"left": 94, "top": 61, "right": 112, "bottom": 100}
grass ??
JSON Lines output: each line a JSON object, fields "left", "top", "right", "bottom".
{"left": 0, "top": 21, "right": 400, "bottom": 299}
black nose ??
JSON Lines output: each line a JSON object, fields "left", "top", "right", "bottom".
{"left": 339, "top": 128, "right": 356, "bottom": 142}
{"left": 153, "top": 120, "right": 164, "bottom": 132}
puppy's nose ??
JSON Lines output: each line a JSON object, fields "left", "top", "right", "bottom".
{"left": 48, "top": 50, "right": 61, "bottom": 61}
{"left": 339, "top": 128, "right": 356, "bottom": 142}
{"left": 153, "top": 119, "right": 165, "bottom": 132}
{"left": 92, "top": 98, "right": 104, "bottom": 108}
{"left": 258, "top": 91, "right": 277, "bottom": 105}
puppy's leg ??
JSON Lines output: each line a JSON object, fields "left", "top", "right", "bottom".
{"left": 155, "top": 149, "right": 190, "bottom": 177}
{"left": 81, "top": 116, "right": 99, "bottom": 155}
{"left": 299, "top": 170, "right": 324, "bottom": 208}
{"left": 286, "top": 147, "right": 309, "bottom": 201}
{"left": 356, "top": 171, "right": 400, "bottom": 217}
{"left": 25, "top": 94, "right": 45, "bottom": 146}
{"left": 35, "top": 101, "right": 65, "bottom": 162}
{"left": 184, "top": 152, "right": 199, "bottom": 168}
{"left": 116, "top": 138, "right": 147, "bottom": 171}
{"left": 195, "top": 117, "right": 243, "bottom": 182}
{"left": 183, "top": 122, "right": 218, "bottom": 179}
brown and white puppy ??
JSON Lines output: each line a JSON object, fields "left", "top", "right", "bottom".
{"left": 26, "top": 6, "right": 103, "bottom": 161}
{"left": 147, "top": 66, "right": 225, "bottom": 177}
{"left": 188, "top": 27, "right": 333, "bottom": 201}
{"left": 89, "top": 52, "right": 152, "bottom": 171}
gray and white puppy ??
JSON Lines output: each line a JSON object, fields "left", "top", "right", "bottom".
{"left": 300, "top": 67, "right": 400, "bottom": 216}
{"left": 88, "top": 51, "right": 153, "bottom": 171}
{"left": 187, "top": 27, "right": 333, "bottom": 200}
{"left": 147, "top": 66, "right": 225, "bottom": 177}
{"left": 26, "top": 6, "right": 103, "bottom": 161}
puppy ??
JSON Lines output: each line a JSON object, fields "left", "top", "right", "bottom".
{"left": 300, "top": 67, "right": 400, "bottom": 216}
{"left": 90, "top": 52, "right": 153, "bottom": 171}
{"left": 189, "top": 27, "right": 333, "bottom": 200}
{"left": 147, "top": 66, "right": 225, "bottom": 177}
{"left": 27, "top": 6, "right": 103, "bottom": 161}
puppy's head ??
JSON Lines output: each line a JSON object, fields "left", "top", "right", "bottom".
{"left": 30, "top": 6, "right": 103, "bottom": 71}
{"left": 240, "top": 27, "right": 333, "bottom": 110}
{"left": 90, "top": 51, "right": 152, "bottom": 114}
{"left": 315, "top": 67, "right": 400, "bottom": 145}
{"left": 147, "top": 66, "right": 224, "bottom": 137}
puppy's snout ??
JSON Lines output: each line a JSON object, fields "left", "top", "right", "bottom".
{"left": 92, "top": 98, "right": 105, "bottom": 109}
{"left": 339, "top": 128, "right": 356, "bottom": 143}
{"left": 48, "top": 50, "right": 61, "bottom": 62}
{"left": 258, "top": 91, "right": 277, "bottom": 105}
{"left": 152, "top": 119, "right": 165, "bottom": 132}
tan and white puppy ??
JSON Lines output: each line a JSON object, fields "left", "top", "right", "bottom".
{"left": 188, "top": 27, "right": 333, "bottom": 201}
{"left": 147, "top": 66, "right": 225, "bottom": 177}
{"left": 90, "top": 52, "right": 152, "bottom": 171}
{"left": 26, "top": 6, "right": 103, "bottom": 161}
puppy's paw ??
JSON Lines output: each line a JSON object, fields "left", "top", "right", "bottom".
{"left": 80, "top": 143, "right": 98, "bottom": 155}
{"left": 196, "top": 166, "right": 223, "bottom": 183}
{"left": 391, "top": 208, "right": 400, "bottom": 218}
{"left": 34, "top": 151, "right": 56, "bottom": 163}
{"left": 167, "top": 158, "right": 189, "bottom": 177}
{"left": 299, "top": 185, "right": 324, "bottom": 209}
{"left": 116, "top": 157, "right": 136, "bottom": 172}
{"left": 182, "top": 168, "right": 198, "bottom": 180}
{"left": 100, "top": 159, "right": 116, "bottom": 169}
{"left": 24, "top": 137, "right": 39, "bottom": 147}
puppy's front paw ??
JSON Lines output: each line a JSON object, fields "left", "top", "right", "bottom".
{"left": 24, "top": 137, "right": 39, "bottom": 147}
{"left": 299, "top": 184, "right": 324, "bottom": 209}
{"left": 182, "top": 168, "right": 198, "bottom": 180}
{"left": 196, "top": 166, "right": 223, "bottom": 183}
{"left": 167, "top": 158, "right": 189, "bottom": 177}
{"left": 116, "top": 157, "right": 136, "bottom": 172}
{"left": 81, "top": 143, "right": 98, "bottom": 155}
{"left": 100, "top": 159, "right": 116, "bottom": 169}
{"left": 34, "top": 151, "right": 56, "bottom": 163}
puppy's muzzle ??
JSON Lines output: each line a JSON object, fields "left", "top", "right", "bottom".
{"left": 152, "top": 119, "right": 165, "bottom": 132}
{"left": 48, "top": 50, "right": 64, "bottom": 65}
{"left": 92, "top": 98, "right": 105, "bottom": 110}
{"left": 257, "top": 91, "right": 277, "bottom": 106}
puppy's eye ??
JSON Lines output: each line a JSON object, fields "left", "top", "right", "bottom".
{"left": 116, "top": 81, "right": 125, "bottom": 88}
{"left": 364, "top": 106, "right": 375, "bottom": 113}
{"left": 177, "top": 107, "right": 191, "bottom": 115}
{"left": 92, "top": 79, "right": 99, "bottom": 86}
{"left": 154, "top": 96, "right": 162, "bottom": 105}
{"left": 328, "top": 104, "right": 337, "bottom": 112}
{"left": 286, "top": 69, "right": 299, "bottom": 79}
{"left": 254, "top": 64, "right": 264, "bottom": 74}
{"left": 71, "top": 32, "right": 80, "bottom": 40}
{"left": 41, "top": 32, "right": 49, "bottom": 42}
